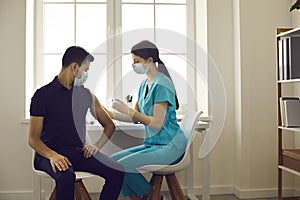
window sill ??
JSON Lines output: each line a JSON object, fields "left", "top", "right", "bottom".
{"left": 87, "top": 121, "right": 145, "bottom": 131}
{"left": 20, "top": 116, "right": 211, "bottom": 131}
{"left": 20, "top": 118, "right": 145, "bottom": 131}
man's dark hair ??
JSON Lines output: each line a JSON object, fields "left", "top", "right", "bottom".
{"left": 62, "top": 46, "right": 94, "bottom": 68}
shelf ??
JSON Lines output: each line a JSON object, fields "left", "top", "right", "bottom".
{"left": 278, "top": 165, "right": 300, "bottom": 176}
{"left": 278, "top": 79, "right": 300, "bottom": 83}
{"left": 278, "top": 126, "right": 300, "bottom": 132}
{"left": 277, "top": 27, "right": 300, "bottom": 38}
{"left": 277, "top": 27, "right": 300, "bottom": 200}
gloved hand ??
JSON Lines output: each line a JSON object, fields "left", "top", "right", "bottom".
{"left": 112, "top": 99, "right": 130, "bottom": 115}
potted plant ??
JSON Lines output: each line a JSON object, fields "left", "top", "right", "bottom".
{"left": 290, "top": 0, "right": 300, "bottom": 11}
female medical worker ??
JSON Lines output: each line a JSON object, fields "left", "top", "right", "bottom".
{"left": 107, "top": 40, "right": 187, "bottom": 200}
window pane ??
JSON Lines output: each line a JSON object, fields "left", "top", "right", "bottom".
{"left": 122, "top": 4, "right": 154, "bottom": 53}
{"left": 159, "top": 54, "right": 187, "bottom": 105}
{"left": 155, "top": 5, "right": 186, "bottom": 53}
{"left": 122, "top": 0, "right": 153, "bottom": 3}
{"left": 44, "top": 0, "right": 106, "bottom": 2}
{"left": 44, "top": 55, "right": 62, "bottom": 84}
{"left": 155, "top": 0, "right": 186, "bottom": 3}
{"left": 121, "top": 54, "right": 145, "bottom": 102}
{"left": 84, "top": 54, "right": 106, "bottom": 126}
{"left": 122, "top": 5, "right": 154, "bottom": 33}
{"left": 122, "top": 54, "right": 132, "bottom": 77}
{"left": 77, "top": 0, "right": 106, "bottom": 2}
{"left": 155, "top": 5, "right": 186, "bottom": 35}
{"left": 91, "top": 55, "right": 107, "bottom": 104}
{"left": 44, "top": 0, "right": 74, "bottom": 2}
{"left": 44, "top": 4, "right": 74, "bottom": 53}
{"left": 76, "top": 4, "right": 106, "bottom": 53}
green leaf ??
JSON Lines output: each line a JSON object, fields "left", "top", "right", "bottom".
{"left": 290, "top": 0, "right": 300, "bottom": 11}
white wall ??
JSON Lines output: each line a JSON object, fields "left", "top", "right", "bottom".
{"left": 232, "top": 0, "right": 292, "bottom": 198}
{"left": 0, "top": 0, "right": 34, "bottom": 198}
{"left": 0, "top": 0, "right": 297, "bottom": 199}
{"left": 206, "top": 0, "right": 235, "bottom": 190}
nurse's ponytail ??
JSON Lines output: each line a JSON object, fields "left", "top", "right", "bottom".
{"left": 157, "top": 58, "right": 179, "bottom": 110}
{"left": 131, "top": 40, "right": 179, "bottom": 110}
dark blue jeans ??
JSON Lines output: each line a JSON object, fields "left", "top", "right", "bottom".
{"left": 34, "top": 147, "right": 124, "bottom": 200}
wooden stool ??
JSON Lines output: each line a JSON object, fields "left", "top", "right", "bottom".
{"left": 49, "top": 178, "right": 91, "bottom": 200}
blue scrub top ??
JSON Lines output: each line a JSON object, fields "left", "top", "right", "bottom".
{"left": 137, "top": 72, "right": 187, "bottom": 150}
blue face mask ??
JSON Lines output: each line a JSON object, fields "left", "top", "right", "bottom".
{"left": 132, "top": 63, "right": 148, "bottom": 74}
{"left": 74, "top": 71, "right": 88, "bottom": 86}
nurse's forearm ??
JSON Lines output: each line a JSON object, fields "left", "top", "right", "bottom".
{"left": 130, "top": 108, "right": 163, "bottom": 130}
{"left": 113, "top": 112, "right": 133, "bottom": 122}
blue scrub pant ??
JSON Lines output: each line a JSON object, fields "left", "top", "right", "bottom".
{"left": 34, "top": 146, "right": 124, "bottom": 200}
{"left": 110, "top": 144, "right": 185, "bottom": 197}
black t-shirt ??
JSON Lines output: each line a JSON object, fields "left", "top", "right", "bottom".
{"left": 30, "top": 76, "right": 92, "bottom": 149}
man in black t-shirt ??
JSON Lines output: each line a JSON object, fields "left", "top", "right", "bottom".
{"left": 28, "top": 46, "right": 124, "bottom": 200}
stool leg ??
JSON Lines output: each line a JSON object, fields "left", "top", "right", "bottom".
{"left": 151, "top": 174, "right": 163, "bottom": 200}
{"left": 142, "top": 174, "right": 160, "bottom": 200}
{"left": 165, "top": 174, "right": 185, "bottom": 200}
{"left": 74, "top": 179, "right": 92, "bottom": 200}
{"left": 141, "top": 192, "right": 149, "bottom": 200}
{"left": 165, "top": 174, "right": 177, "bottom": 200}
{"left": 49, "top": 188, "right": 56, "bottom": 200}
{"left": 47, "top": 180, "right": 92, "bottom": 200}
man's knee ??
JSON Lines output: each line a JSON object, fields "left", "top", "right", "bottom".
{"left": 56, "top": 168, "right": 76, "bottom": 183}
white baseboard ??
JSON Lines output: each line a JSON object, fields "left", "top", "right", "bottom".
{"left": 184, "top": 185, "right": 298, "bottom": 199}
{"left": 0, "top": 191, "right": 33, "bottom": 200}
{"left": 0, "top": 190, "right": 101, "bottom": 200}
{"left": 233, "top": 187, "right": 277, "bottom": 199}
{"left": 233, "top": 187, "right": 300, "bottom": 199}
{"left": 188, "top": 185, "right": 234, "bottom": 195}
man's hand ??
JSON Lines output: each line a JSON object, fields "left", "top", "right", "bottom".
{"left": 49, "top": 153, "right": 72, "bottom": 173}
{"left": 82, "top": 145, "right": 100, "bottom": 158}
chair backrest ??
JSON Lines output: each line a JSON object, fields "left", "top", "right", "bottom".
{"left": 159, "top": 110, "right": 203, "bottom": 170}
{"left": 166, "top": 110, "right": 202, "bottom": 168}
{"left": 136, "top": 110, "right": 203, "bottom": 173}
{"left": 180, "top": 110, "right": 203, "bottom": 152}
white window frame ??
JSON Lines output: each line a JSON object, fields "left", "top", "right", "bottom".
{"left": 26, "top": 0, "right": 208, "bottom": 119}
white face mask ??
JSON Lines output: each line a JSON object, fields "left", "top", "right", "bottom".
{"left": 74, "top": 71, "right": 88, "bottom": 86}
{"left": 132, "top": 63, "right": 148, "bottom": 74}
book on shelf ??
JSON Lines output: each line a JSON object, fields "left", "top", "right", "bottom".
{"left": 280, "top": 97, "right": 300, "bottom": 127}
{"left": 288, "top": 37, "right": 300, "bottom": 79}
{"left": 283, "top": 37, "right": 290, "bottom": 80}
{"left": 278, "top": 39, "right": 284, "bottom": 80}
{"left": 278, "top": 37, "right": 300, "bottom": 80}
